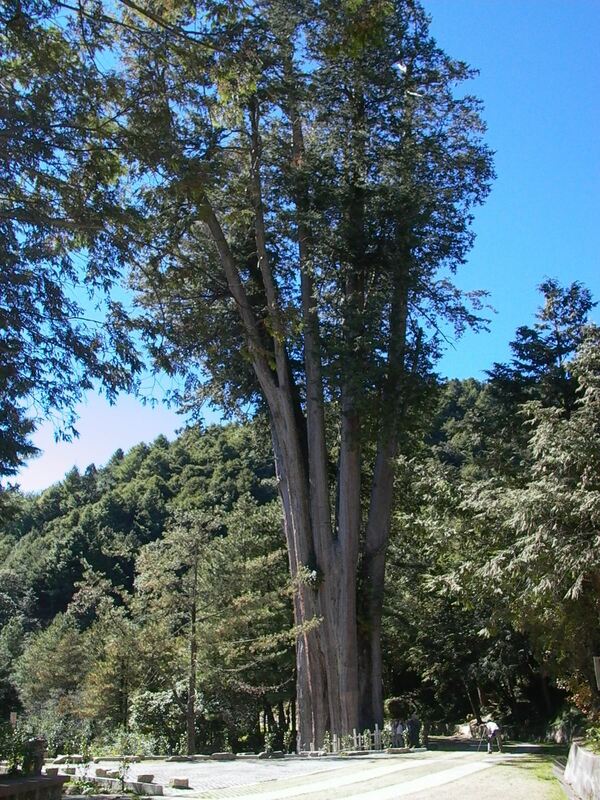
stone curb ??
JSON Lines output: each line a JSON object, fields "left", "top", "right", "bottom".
{"left": 80, "top": 776, "right": 163, "bottom": 796}
{"left": 564, "top": 741, "right": 600, "bottom": 800}
{"left": 92, "top": 756, "right": 156, "bottom": 763}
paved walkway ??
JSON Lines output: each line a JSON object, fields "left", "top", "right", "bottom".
{"left": 98, "top": 750, "right": 565, "bottom": 799}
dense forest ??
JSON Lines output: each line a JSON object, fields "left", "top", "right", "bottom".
{"left": 2, "top": 280, "right": 598, "bottom": 754}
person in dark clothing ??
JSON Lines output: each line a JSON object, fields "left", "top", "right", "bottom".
{"left": 407, "top": 712, "right": 421, "bottom": 748}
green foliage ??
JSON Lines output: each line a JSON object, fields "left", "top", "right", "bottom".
{"left": 109, "top": 0, "right": 493, "bottom": 428}
{"left": 1, "top": 424, "right": 275, "bottom": 634}
{"left": 0, "top": 722, "right": 27, "bottom": 773}
{"left": 194, "top": 496, "right": 293, "bottom": 696}
{"left": 129, "top": 691, "right": 185, "bottom": 755}
{"left": 78, "top": 608, "right": 141, "bottom": 728}
{"left": 0, "top": 615, "right": 24, "bottom": 715}
{"left": 0, "top": 0, "right": 142, "bottom": 481}
{"left": 585, "top": 724, "right": 600, "bottom": 754}
{"left": 386, "top": 281, "right": 600, "bottom": 725}
{"left": 469, "top": 326, "right": 600, "bottom": 710}
{"left": 21, "top": 704, "right": 92, "bottom": 758}
{"left": 14, "top": 613, "right": 88, "bottom": 712}
{"left": 488, "top": 280, "right": 596, "bottom": 415}
{"left": 0, "top": 421, "right": 291, "bottom": 748}
{"left": 64, "top": 779, "right": 104, "bottom": 796}
{"left": 91, "top": 727, "right": 159, "bottom": 758}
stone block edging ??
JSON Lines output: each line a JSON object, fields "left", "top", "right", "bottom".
{"left": 564, "top": 741, "right": 600, "bottom": 800}
{"left": 90, "top": 776, "right": 163, "bottom": 796}
{"left": 92, "top": 756, "right": 152, "bottom": 763}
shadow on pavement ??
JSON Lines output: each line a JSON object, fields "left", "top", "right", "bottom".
{"left": 428, "top": 736, "right": 568, "bottom": 756}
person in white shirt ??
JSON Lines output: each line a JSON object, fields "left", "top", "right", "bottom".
{"left": 484, "top": 719, "right": 503, "bottom": 753}
{"left": 392, "top": 718, "right": 405, "bottom": 747}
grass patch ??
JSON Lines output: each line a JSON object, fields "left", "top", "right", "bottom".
{"left": 497, "top": 752, "right": 567, "bottom": 800}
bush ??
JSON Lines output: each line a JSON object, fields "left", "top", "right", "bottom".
{"left": 545, "top": 707, "right": 586, "bottom": 744}
{"left": 129, "top": 690, "right": 184, "bottom": 754}
{"left": 0, "top": 722, "right": 27, "bottom": 774}
{"left": 90, "top": 727, "right": 159, "bottom": 757}
{"left": 585, "top": 724, "right": 600, "bottom": 754}
{"left": 64, "top": 779, "right": 105, "bottom": 796}
{"left": 21, "top": 703, "right": 92, "bottom": 757}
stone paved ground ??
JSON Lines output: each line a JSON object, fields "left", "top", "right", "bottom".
{"left": 92, "top": 755, "right": 353, "bottom": 795}
{"left": 90, "top": 749, "right": 566, "bottom": 799}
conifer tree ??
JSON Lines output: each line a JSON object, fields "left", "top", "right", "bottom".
{"left": 488, "top": 280, "right": 596, "bottom": 415}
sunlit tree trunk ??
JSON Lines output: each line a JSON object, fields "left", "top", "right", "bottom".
{"left": 186, "top": 554, "right": 198, "bottom": 755}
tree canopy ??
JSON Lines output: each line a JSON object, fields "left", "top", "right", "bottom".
{"left": 1, "top": 0, "right": 142, "bottom": 481}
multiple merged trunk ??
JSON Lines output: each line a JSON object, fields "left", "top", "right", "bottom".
{"left": 267, "top": 305, "right": 407, "bottom": 746}
{"left": 201, "top": 93, "right": 409, "bottom": 748}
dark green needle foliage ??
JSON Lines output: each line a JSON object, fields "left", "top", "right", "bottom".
{"left": 0, "top": 0, "right": 142, "bottom": 482}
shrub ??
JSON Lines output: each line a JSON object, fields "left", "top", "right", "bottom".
{"left": 64, "top": 779, "right": 104, "bottom": 796}
{"left": 129, "top": 690, "right": 185, "bottom": 754}
{"left": 21, "top": 703, "right": 92, "bottom": 757}
{"left": 585, "top": 725, "right": 600, "bottom": 754}
{"left": 90, "top": 727, "right": 159, "bottom": 757}
{"left": 0, "top": 722, "right": 27, "bottom": 774}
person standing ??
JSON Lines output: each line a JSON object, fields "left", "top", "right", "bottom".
{"left": 407, "top": 713, "right": 421, "bottom": 748}
{"left": 391, "top": 718, "right": 404, "bottom": 747}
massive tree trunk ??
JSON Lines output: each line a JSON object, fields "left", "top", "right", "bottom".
{"left": 358, "top": 272, "right": 410, "bottom": 728}
{"left": 289, "top": 79, "right": 362, "bottom": 745}
{"left": 203, "top": 90, "right": 407, "bottom": 748}
{"left": 206, "top": 225, "right": 405, "bottom": 744}
{"left": 270, "top": 380, "right": 362, "bottom": 747}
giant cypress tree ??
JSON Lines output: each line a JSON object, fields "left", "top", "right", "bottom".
{"left": 62, "top": 0, "right": 493, "bottom": 745}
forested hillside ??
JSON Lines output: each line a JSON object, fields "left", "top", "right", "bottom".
{"left": 384, "top": 281, "right": 600, "bottom": 735}
{"left": 2, "top": 281, "right": 598, "bottom": 754}
{"left": 0, "top": 424, "right": 293, "bottom": 754}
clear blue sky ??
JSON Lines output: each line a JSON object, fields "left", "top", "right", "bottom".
{"left": 15, "top": 0, "right": 600, "bottom": 493}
